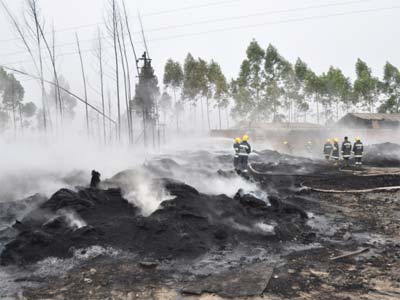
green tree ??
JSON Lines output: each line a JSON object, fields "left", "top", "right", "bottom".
{"left": 21, "top": 102, "right": 37, "bottom": 118}
{"left": 324, "top": 66, "right": 351, "bottom": 120}
{"left": 2, "top": 74, "right": 24, "bottom": 133}
{"left": 264, "top": 44, "right": 292, "bottom": 121}
{"left": 305, "top": 71, "right": 325, "bottom": 124}
{"left": 231, "top": 39, "right": 265, "bottom": 124}
{"left": 196, "top": 58, "right": 209, "bottom": 130}
{"left": 182, "top": 53, "right": 200, "bottom": 128}
{"left": 182, "top": 53, "right": 199, "bottom": 101}
{"left": 163, "top": 60, "right": 184, "bottom": 106}
{"left": 378, "top": 62, "right": 400, "bottom": 113}
{"left": 294, "top": 58, "right": 311, "bottom": 121}
{"left": 353, "top": 59, "right": 379, "bottom": 113}
{"left": 208, "top": 60, "right": 228, "bottom": 129}
{"left": 163, "top": 59, "right": 184, "bottom": 132}
{"left": 163, "top": 59, "right": 184, "bottom": 90}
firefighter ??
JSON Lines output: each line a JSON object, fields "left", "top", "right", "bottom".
{"left": 238, "top": 135, "right": 251, "bottom": 173}
{"left": 283, "top": 140, "right": 293, "bottom": 154}
{"left": 233, "top": 137, "right": 241, "bottom": 171}
{"left": 341, "top": 136, "right": 352, "bottom": 167}
{"left": 323, "top": 139, "right": 333, "bottom": 161}
{"left": 90, "top": 170, "right": 101, "bottom": 188}
{"left": 353, "top": 137, "right": 364, "bottom": 167}
{"left": 332, "top": 138, "right": 340, "bottom": 165}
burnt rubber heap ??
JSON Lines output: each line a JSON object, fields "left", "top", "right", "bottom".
{"left": 1, "top": 178, "right": 310, "bottom": 266}
{"left": 363, "top": 143, "right": 400, "bottom": 167}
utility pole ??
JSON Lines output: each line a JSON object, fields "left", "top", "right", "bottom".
{"left": 135, "top": 52, "right": 159, "bottom": 148}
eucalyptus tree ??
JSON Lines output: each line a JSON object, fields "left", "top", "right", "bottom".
{"left": 163, "top": 59, "right": 184, "bottom": 132}
{"left": 353, "top": 59, "right": 380, "bottom": 113}
{"left": 2, "top": 74, "right": 24, "bottom": 134}
{"left": 231, "top": 39, "right": 265, "bottom": 124}
{"left": 207, "top": 60, "right": 228, "bottom": 129}
{"left": 324, "top": 66, "right": 351, "bottom": 120}
{"left": 305, "top": 71, "right": 325, "bottom": 124}
{"left": 294, "top": 58, "right": 310, "bottom": 121}
{"left": 264, "top": 44, "right": 292, "bottom": 121}
{"left": 182, "top": 53, "right": 205, "bottom": 129}
{"left": 379, "top": 62, "right": 400, "bottom": 113}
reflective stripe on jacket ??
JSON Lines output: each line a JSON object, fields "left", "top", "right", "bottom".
{"left": 323, "top": 143, "right": 333, "bottom": 155}
{"left": 332, "top": 143, "right": 340, "bottom": 159}
{"left": 353, "top": 141, "right": 364, "bottom": 157}
{"left": 233, "top": 143, "right": 240, "bottom": 157}
{"left": 239, "top": 141, "right": 251, "bottom": 156}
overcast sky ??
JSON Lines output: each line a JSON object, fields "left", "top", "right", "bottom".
{"left": 1, "top": 0, "right": 400, "bottom": 111}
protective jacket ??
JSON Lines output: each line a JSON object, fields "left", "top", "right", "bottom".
{"left": 332, "top": 142, "right": 340, "bottom": 159}
{"left": 239, "top": 141, "right": 251, "bottom": 156}
{"left": 353, "top": 141, "right": 364, "bottom": 157}
{"left": 233, "top": 142, "right": 240, "bottom": 157}
{"left": 323, "top": 143, "right": 333, "bottom": 156}
{"left": 341, "top": 140, "right": 352, "bottom": 158}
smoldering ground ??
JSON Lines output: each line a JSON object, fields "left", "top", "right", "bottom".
{"left": 1, "top": 131, "right": 400, "bottom": 299}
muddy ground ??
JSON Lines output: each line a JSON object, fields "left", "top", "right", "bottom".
{"left": 1, "top": 145, "right": 400, "bottom": 300}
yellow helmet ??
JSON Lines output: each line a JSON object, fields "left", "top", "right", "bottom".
{"left": 334, "top": 138, "right": 339, "bottom": 143}
{"left": 234, "top": 137, "right": 241, "bottom": 143}
{"left": 242, "top": 135, "right": 249, "bottom": 141}
{"left": 355, "top": 137, "right": 361, "bottom": 141}
{"left": 283, "top": 141, "right": 288, "bottom": 145}
{"left": 326, "top": 138, "right": 331, "bottom": 143}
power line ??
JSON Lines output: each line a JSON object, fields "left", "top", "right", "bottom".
{"left": 0, "top": 0, "right": 243, "bottom": 44}
{"left": 0, "top": 0, "right": 378, "bottom": 59}
{"left": 3, "top": 4, "right": 400, "bottom": 68}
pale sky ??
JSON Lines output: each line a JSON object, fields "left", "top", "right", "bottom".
{"left": 1, "top": 0, "right": 400, "bottom": 114}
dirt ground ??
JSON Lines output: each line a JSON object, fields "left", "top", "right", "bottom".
{"left": 16, "top": 167, "right": 400, "bottom": 300}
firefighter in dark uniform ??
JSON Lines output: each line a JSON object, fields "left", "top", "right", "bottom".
{"left": 283, "top": 140, "right": 293, "bottom": 154}
{"left": 238, "top": 135, "right": 251, "bottom": 173}
{"left": 353, "top": 137, "right": 364, "bottom": 167}
{"left": 341, "top": 136, "right": 352, "bottom": 167}
{"left": 323, "top": 139, "right": 333, "bottom": 161}
{"left": 332, "top": 138, "right": 340, "bottom": 166}
{"left": 233, "top": 137, "right": 241, "bottom": 171}
{"left": 90, "top": 170, "right": 101, "bottom": 188}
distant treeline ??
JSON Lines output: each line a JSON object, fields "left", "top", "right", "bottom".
{"left": 0, "top": 67, "right": 37, "bottom": 133}
{"left": 164, "top": 39, "right": 400, "bottom": 127}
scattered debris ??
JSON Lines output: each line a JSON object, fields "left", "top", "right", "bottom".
{"left": 330, "top": 248, "right": 370, "bottom": 261}
{"left": 182, "top": 262, "right": 274, "bottom": 298}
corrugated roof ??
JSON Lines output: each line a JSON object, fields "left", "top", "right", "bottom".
{"left": 347, "top": 113, "right": 400, "bottom": 121}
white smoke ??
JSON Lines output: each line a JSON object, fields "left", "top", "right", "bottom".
{"left": 58, "top": 209, "right": 86, "bottom": 230}
{"left": 124, "top": 175, "right": 175, "bottom": 217}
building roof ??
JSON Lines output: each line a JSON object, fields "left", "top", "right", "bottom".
{"left": 236, "top": 121, "right": 324, "bottom": 129}
{"left": 346, "top": 113, "right": 400, "bottom": 122}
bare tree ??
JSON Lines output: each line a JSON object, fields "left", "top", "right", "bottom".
{"left": 26, "top": 0, "right": 49, "bottom": 132}
{"left": 110, "top": 0, "right": 121, "bottom": 141}
{"left": 116, "top": 16, "right": 132, "bottom": 144}
{"left": 29, "top": 6, "right": 63, "bottom": 129}
{"left": 75, "top": 33, "right": 90, "bottom": 136}
{"left": 94, "top": 28, "right": 107, "bottom": 143}
{"left": 119, "top": 13, "right": 134, "bottom": 143}
{"left": 0, "top": 0, "right": 48, "bottom": 132}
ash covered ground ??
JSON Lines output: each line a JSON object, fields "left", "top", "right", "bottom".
{"left": 0, "top": 138, "right": 400, "bottom": 300}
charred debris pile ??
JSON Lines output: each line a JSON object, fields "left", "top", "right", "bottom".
{"left": 1, "top": 142, "right": 400, "bottom": 266}
{"left": 1, "top": 177, "right": 310, "bottom": 266}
